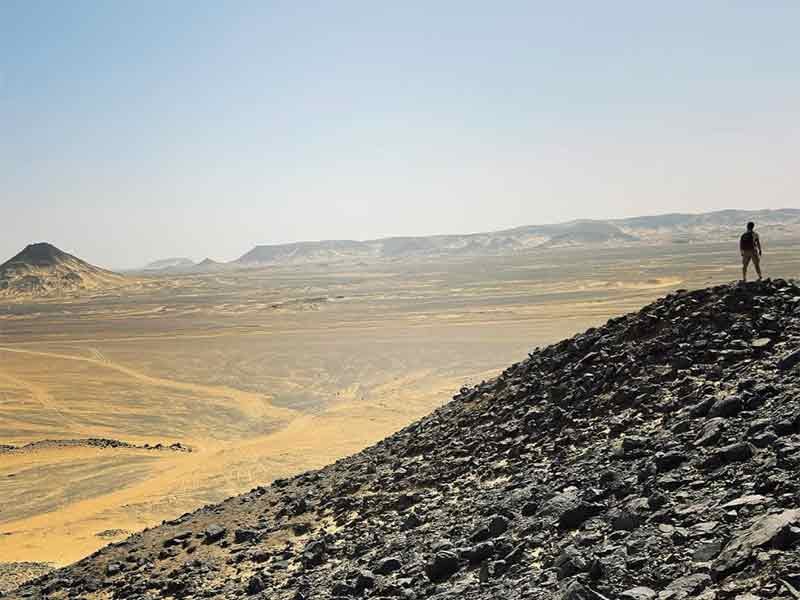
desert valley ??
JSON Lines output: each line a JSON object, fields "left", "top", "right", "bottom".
{"left": 6, "top": 3, "right": 800, "bottom": 596}
{"left": 1, "top": 210, "right": 800, "bottom": 597}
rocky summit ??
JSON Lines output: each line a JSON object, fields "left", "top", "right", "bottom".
{"left": 9, "top": 280, "right": 800, "bottom": 600}
{"left": 0, "top": 243, "right": 126, "bottom": 297}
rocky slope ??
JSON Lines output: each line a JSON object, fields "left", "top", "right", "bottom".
{"left": 9, "top": 280, "right": 800, "bottom": 599}
{"left": 0, "top": 243, "right": 127, "bottom": 297}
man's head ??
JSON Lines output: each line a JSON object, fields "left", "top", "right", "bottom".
{"left": 747, "top": 221, "right": 755, "bottom": 231}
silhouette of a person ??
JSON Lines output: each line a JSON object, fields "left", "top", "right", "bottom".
{"left": 740, "top": 221, "right": 762, "bottom": 282}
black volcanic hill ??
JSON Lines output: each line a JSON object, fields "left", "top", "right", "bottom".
{"left": 0, "top": 243, "right": 126, "bottom": 297}
{"left": 10, "top": 280, "right": 800, "bottom": 600}
{"left": 4, "top": 242, "right": 69, "bottom": 268}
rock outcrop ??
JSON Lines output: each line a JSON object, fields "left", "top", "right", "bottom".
{"left": 8, "top": 279, "right": 800, "bottom": 599}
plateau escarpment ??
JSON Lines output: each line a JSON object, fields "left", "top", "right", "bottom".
{"left": 234, "top": 209, "right": 800, "bottom": 265}
{"left": 9, "top": 280, "right": 800, "bottom": 599}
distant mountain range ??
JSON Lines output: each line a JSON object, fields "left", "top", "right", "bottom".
{"left": 6, "top": 210, "right": 798, "bottom": 290}
{"left": 232, "top": 208, "right": 800, "bottom": 266}
{"left": 140, "top": 257, "right": 225, "bottom": 274}
{"left": 0, "top": 243, "right": 127, "bottom": 297}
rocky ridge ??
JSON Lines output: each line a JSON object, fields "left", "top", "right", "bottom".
{"left": 8, "top": 280, "right": 800, "bottom": 599}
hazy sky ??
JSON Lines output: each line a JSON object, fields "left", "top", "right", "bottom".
{"left": 1, "top": 1, "right": 798, "bottom": 268}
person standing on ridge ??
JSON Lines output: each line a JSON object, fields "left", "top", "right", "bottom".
{"left": 740, "top": 221, "right": 763, "bottom": 282}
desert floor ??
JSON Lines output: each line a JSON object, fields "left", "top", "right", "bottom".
{"left": 1, "top": 241, "right": 799, "bottom": 568}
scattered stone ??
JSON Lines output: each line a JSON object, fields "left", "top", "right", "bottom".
{"left": 702, "top": 441, "right": 756, "bottom": 470}
{"left": 661, "top": 573, "right": 712, "bottom": 599}
{"left": 246, "top": 574, "right": 266, "bottom": 594}
{"left": 375, "top": 557, "right": 402, "bottom": 575}
{"left": 693, "top": 541, "right": 723, "bottom": 562}
{"left": 777, "top": 348, "right": 800, "bottom": 371}
{"left": 234, "top": 528, "right": 258, "bottom": 544}
{"left": 721, "top": 495, "right": 767, "bottom": 509}
{"left": 425, "top": 550, "right": 460, "bottom": 582}
{"left": 713, "top": 509, "right": 800, "bottom": 575}
{"left": 203, "top": 524, "right": 226, "bottom": 543}
{"left": 655, "top": 451, "right": 687, "bottom": 472}
{"left": 620, "top": 588, "right": 657, "bottom": 600}
{"left": 709, "top": 396, "right": 743, "bottom": 418}
{"left": 695, "top": 418, "right": 726, "bottom": 447}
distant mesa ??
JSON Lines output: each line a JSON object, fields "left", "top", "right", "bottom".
{"left": 0, "top": 242, "right": 127, "bottom": 298}
{"left": 116, "top": 208, "right": 800, "bottom": 273}
{"left": 233, "top": 208, "right": 800, "bottom": 266}
{"left": 236, "top": 240, "right": 372, "bottom": 265}
{"left": 536, "top": 220, "right": 639, "bottom": 247}
{"left": 144, "top": 257, "right": 196, "bottom": 271}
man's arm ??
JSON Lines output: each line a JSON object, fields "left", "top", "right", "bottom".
{"left": 755, "top": 233, "right": 763, "bottom": 255}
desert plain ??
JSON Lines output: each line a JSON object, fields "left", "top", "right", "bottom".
{"left": 1, "top": 239, "right": 799, "bottom": 574}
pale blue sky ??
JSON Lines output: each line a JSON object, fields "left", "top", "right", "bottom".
{"left": 1, "top": 1, "right": 798, "bottom": 268}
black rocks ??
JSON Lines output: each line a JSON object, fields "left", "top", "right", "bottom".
{"left": 561, "top": 581, "right": 608, "bottom": 600}
{"left": 559, "top": 502, "right": 605, "bottom": 530}
{"left": 246, "top": 574, "right": 266, "bottom": 595}
{"left": 330, "top": 580, "right": 355, "bottom": 596}
{"left": 471, "top": 515, "right": 509, "bottom": 541}
{"left": 709, "top": 395, "right": 743, "bottom": 418}
{"left": 712, "top": 509, "right": 800, "bottom": 576}
{"left": 234, "top": 528, "right": 259, "bottom": 544}
{"left": 539, "top": 489, "right": 605, "bottom": 530}
{"left": 692, "top": 540, "right": 723, "bottom": 562}
{"left": 654, "top": 451, "right": 688, "bottom": 473}
{"left": 466, "top": 541, "right": 495, "bottom": 564}
{"left": 701, "top": 442, "right": 756, "bottom": 470}
{"left": 162, "top": 530, "right": 193, "bottom": 547}
{"left": 777, "top": 347, "right": 800, "bottom": 371}
{"left": 401, "top": 510, "right": 422, "bottom": 530}
{"left": 301, "top": 539, "right": 327, "bottom": 568}
{"left": 612, "top": 511, "right": 641, "bottom": 531}
{"left": 695, "top": 418, "right": 725, "bottom": 446}
{"left": 647, "top": 492, "right": 668, "bottom": 509}
{"left": 425, "top": 550, "right": 460, "bottom": 582}
{"left": 203, "top": 524, "right": 226, "bottom": 544}
{"left": 353, "top": 570, "right": 375, "bottom": 593}
{"left": 555, "top": 545, "right": 589, "bottom": 579}
{"left": 660, "top": 573, "right": 711, "bottom": 599}
{"left": 375, "top": 557, "right": 402, "bottom": 575}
